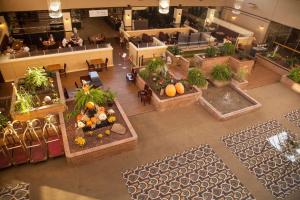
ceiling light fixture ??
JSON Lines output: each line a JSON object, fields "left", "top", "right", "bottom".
{"left": 159, "top": 0, "right": 170, "bottom": 14}
{"left": 48, "top": 0, "right": 62, "bottom": 19}
{"left": 232, "top": 0, "right": 244, "bottom": 15}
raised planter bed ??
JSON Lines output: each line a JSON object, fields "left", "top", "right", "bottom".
{"left": 10, "top": 72, "right": 66, "bottom": 121}
{"left": 210, "top": 79, "right": 230, "bottom": 88}
{"left": 199, "top": 84, "right": 261, "bottom": 120}
{"left": 136, "top": 74, "right": 202, "bottom": 111}
{"left": 60, "top": 99, "right": 137, "bottom": 164}
{"left": 256, "top": 54, "right": 289, "bottom": 76}
{"left": 231, "top": 78, "right": 249, "bottom": 89}
{"left": 280, "top": 75, "right": 300, "bottom": 94}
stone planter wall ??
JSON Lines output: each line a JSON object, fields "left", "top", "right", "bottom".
{"left": 256, "top": 54, "right": 289, "bottom": 76}
{"left": 280, "top": 75, "right": 300, "bottom": 94}
{"left": 231, "top": 79, "right": 249, "bottom": 90}
{"left": 199, "top": 84, "right": 261, "bottom": 121}
{"left": 60, "top": 99, "right": 138, "bottom": 164}
{"left": 136, "top": 75, "right": 202, "bottom": 111}
{"left": 228, "top": 56, "right": 255, "bottom": 74}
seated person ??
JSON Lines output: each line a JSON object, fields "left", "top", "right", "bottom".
{"left": 23, "top": 45, "right": 30, "bottom": 52}
{"left": 48, "top": 34, "right": 55, "bottom": 43}
{"left": 5, "top": 46, "right": 14, "bottom": 55}
{"left": 62, "top": 38, "right": 68, "bottom": 47}
{"left": 78, "top": 38, "right": 83, "bottom": 47}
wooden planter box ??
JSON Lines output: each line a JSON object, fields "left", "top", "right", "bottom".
{"left": 60, "top": 99, "right": 137, "bottom": 164}
{"left": 136, "top": 75, "right": 202, "bottom": 111}
{"left": 280, "top": 75, "right": 300, "bottom": 94}
{"left": 210, "top": 79, "right": 230, "bottom": 87}
{"left": 231, "top": 79, "right": 249, "bottom": 89}
{"left": 10, "top": 72, "right": 66, "bottom": 121}
{"left": 199, "top": 84, "right": 261, "bottom": 121}
{"left": 256, "top": 54, "right": 289, "bottom": 76}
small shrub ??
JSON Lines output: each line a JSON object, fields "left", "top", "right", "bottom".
{"left": 15, "top": 90, "right": 34, "bottom": 113}
{"left": 288, "top": 68, "right": 300, "bottom": 83}
{"left": 147, "top": 58, "right": 164, "bottom": 73}
{"left": 187, "top": 68, "right": 207, "bottom": 87}
{"left": 167, "top": 46, "right": 181, "bottom": 55}
{"left": 219, "top": 43, "right": 235, "bottom": 56}
{"left": 0, "top": 113, "right": 8, "bottom": 129}
{"left": 211, "top": 64, "right": 232, "bottom": 81}
{"left": 286, "top": 57, "right": 299, "bottom": 68}
{"left": 24, "top": 67, "right": 49, "bottom": 91}
{"left": 205, "top": 46, "right": 217, "bottom": 57}
{"left": 139, "top": 68, "right": 150, "bottom": 80}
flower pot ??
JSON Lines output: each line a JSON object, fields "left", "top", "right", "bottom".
{"left": 211, "top": 79, "right": 230, "bottom": 87}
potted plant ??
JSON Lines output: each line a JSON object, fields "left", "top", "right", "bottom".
{"left": 0, "top": 112, "right": 8, "bottom": 130}
{"left": 167, "top": 46, "right": 182, "bottom": 56}
{"left": 205, "top": 46, "right": 218, "bottom": 58}
{"left": 211, "top": 64, "right": 232, "bottom": 87}
{"left": 187, "top": 68, "right": 208, "bottom": 89}
{"left": 219, "top": 43, "right": 235, "bottom": 56}
{"left": 138, "top": 68, "right": 150, "bottom": 81}
{"left": 147, "top": 58, "right": 164, "bottom": 74}
{"left": 24, "top": 67, "right": 49, "bottom": 92}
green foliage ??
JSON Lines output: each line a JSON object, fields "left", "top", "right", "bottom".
{"left": 288, "top": 68, "right": 300, "bottom": 83}
{"left": 147, "top": 58, "right": 164, "bottom": 73}
{"left": 205, "top": 46, "right": 218, "bottom": 57}
{"left": 219, "top": 43, "right": 235, "bottom": 56}
{"left": 24, "top": 67, "right": 49, "bottom": 91}
{"left": 15, "top": 90, "right": 34, "bottom": 113}
{"left": 234, "top": 68, "right": 247, "bottom": 82}
{"left": 187, "top": 68, "right": 207, "bottom": 87}
{"left": 211, "top": 64, "right": 233, "bottom": 81}
{"left": 0, "top": 113, "right": 8, "bottom": 129}
{"left": 139, "top": 68, "right": 150, "bottom": 80}
{"left": 74, "top": 86, "right": 107, "bottom": 114}
{"left": 167, "top": 46, "right": 182, "bottom": 55}
{"left": 104, "top": 89, "right": 116, "bottom": 103}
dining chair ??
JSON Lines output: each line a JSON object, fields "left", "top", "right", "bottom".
{"left": 75, "top": 81, "right": 79, "bottom": 88}
{"left": 86, "top": 60, "right": 96, "bottom": 71}
{"left": 101, "top": 58, "right": 109, "bottom": 71}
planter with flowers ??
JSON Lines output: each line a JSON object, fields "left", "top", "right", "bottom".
{"left": 61, "top": 82, "right": 137, "bottom": 164}
{"left": 136, "top": 58, "right": 202, "bottom": 111}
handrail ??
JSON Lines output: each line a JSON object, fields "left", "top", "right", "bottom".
{"left": 273, "top": 41, "right": 300, "bottom": 54}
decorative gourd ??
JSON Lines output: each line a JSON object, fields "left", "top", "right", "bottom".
{"left": 165, "top": 84, "right": 176, "bottom": 97}
{"left": 86, "top": 102, "right": 95, "bottom": 110}
{"left": 86, "top": 120, "right": 93, "bottom": 127}
{"left": 175, "top": 82, "right": 185, "bottom": 94}
{"left": 76, "top": 114, "right": 83, "bottom": 121}
{"left": 91, "top": 117, "right": 97, "bottom": 124}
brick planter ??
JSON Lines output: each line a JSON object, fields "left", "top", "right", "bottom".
{"left": 210, "top": 79, "right": 230, "bottom": 87}
{"left": 280, "top": 75, "right": 300, "bottom": 94}
{"left": 199, "top": 84, "right": 261, "bottom": 121}
{"left": 60, "top": 99, "right": 138, "bottom": 164}
{"left": 231, "top": 79, "right": 249, "bottom": 89}
{"left": 136, "top": 75, "right": 202, "bottom": 111}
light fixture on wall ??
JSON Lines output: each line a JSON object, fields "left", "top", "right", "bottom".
{"left": 259, "top": 25, "right": 265, "bottom": 30}
{"left": 48, "top": 0, "right": 62, "bottom": 18}
{"left": 231, "top": 16, "right": 237, "bottom": 20}
{"left": 232, "top": 0, "right": 244, "bottom": 15}
{"left": 159, "top": 0, "right": 170, "bottom": 14}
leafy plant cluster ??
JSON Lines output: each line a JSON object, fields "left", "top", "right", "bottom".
{"left": 211, "top": 64, "right": 233, "bottom": 81}
{"left": 24, "top": 67, "right": 49, "bottom": 91}
{"left": 167, "top": 46, "right": 182, "bottom": 55}
{"left": 288, "top": 68, "right": 300, "bottom": 83}
{"left": 0, "top": 112, "right": 8, "bottom": 129}
{"left": 187, "top": 68, "right": 207, "bottom": 87}
{"left": 219, "top": 43, "right": 235, "bottom": 56}
{"left": 205, "top": 46, "right": 218, "bottom": 57}
{"left": 15, "top": 89, "right": 35, "bottom": 113}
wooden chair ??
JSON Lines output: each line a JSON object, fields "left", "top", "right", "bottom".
{"left": 141, "top": 89, "right": 152, "bottom": 105}
{"left": 59, "top": 63, "right": 67, "bottom": 77}
{"left": 86, "top": 60, "right": 96, "bottom": 71}
{"left": 75, "top": 81, "right": 79, "bottom": 88}
{"left": 101, "top": 58, "right": 109, "bottom": 71}
{"left": 138, "top": 84, "right": 149, "bottom": 97}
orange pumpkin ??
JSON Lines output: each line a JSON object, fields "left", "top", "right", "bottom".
{"left": 86, "top": 102, "right": 95, "bottom": 110}
{"left": 98, "top": 106, "right": 106, "bottom": 113}
{"left": 91, "top": 117, "right": 97, "bottom": 124}
{"left": 175, "top": 82, "right": 185, "bottom": 94}
{"left": 165, "top": 84, "right": 176, "bottom": 97}
{"left": 86, "top": 120, "right": 93, "bottom": 127}
{"left": 76, "top": 114, "right": 83, "bottom": 121}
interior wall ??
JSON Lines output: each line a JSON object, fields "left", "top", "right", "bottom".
{"left": 225, "top": 0, "right": 300, "bottom": 30}
{"left": 0, "top": 0, "right": 228, "bottom": 12}
{"left": 221, "top": 8, "right": 270, "bottom": 43}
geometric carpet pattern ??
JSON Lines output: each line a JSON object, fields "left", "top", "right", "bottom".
{"left": 0, "top": 182, "right": 30, "bottom": 200}
{"left": 123, "top": 144, "right": 255, "bottom": 200}
{"left": 284, "top": 108, "right": 300, "bottom": 128}
{"left": 222, "top": 120, "right": 300, "bottom": 199}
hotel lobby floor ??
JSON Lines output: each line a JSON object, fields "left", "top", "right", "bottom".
{"left": 0, "top": 82, "right": 300, "bottom": 200}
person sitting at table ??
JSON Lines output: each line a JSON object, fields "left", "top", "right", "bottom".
{"left": 23, "top": 44, "right": 30, "bottom": 52}
{"left": 48, "top": 34, "right": 55, "bottom": 43}
{"left": 62, "top": 38, "right": 68, "bottom": 47}
{"left": 5, "top": 46, "right": 14, "bottom": 55}
{"left": 78, "top": 38, "right": 83, "bottom": 47}
{"left": 96, "top": 33, "right": 105, "bottom": 43}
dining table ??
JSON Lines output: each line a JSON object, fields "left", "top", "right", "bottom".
{"left": 90, "top": 58, "right": 104, "bottom": 71}
{"left": 45, "top": 64, "right": 62, "bottom": 72}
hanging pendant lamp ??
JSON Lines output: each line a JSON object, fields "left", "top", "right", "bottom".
{"left": 48, "top": 0, "right": 62, "bottom": 18}
{"left": 159, "top": 0, "right": 170, "bottom": 14}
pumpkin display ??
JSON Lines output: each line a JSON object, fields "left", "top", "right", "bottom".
{"left": 165, "top": 84, "right": 176, "bottom": 97}
{"left": 86, "top": 102, "right": 95, "bottom": 110}
{"left": 175, "top": 82, "right": 185, "bottom": 94}
{"left": 91, "top": 117, "right": 97, "bottom": 124}
{"left": 86, "top": 120, "right": 93, "bottom": 127}
{"left": 76, "top": 114, "right": 83, "bottom": 121}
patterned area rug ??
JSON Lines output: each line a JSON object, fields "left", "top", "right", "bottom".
{"left": 284, "top": 109, "right": 300, "bottom": 127}
{"left": 123, "top": 144, "right": 254, "bottom": 200}
{"left": 222, "top": 120, "right": 300, "bottom": 199}
{"left": 0, "top": 182, "right": 29, "bottom": 200}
